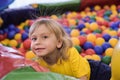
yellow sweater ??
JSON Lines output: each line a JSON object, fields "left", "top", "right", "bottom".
{"left": 38, "top": 47, "right": 90, "bottom": 80}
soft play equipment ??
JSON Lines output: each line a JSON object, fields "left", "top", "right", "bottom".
{"left": 111, "top": 39, "right": 120, "bottom": 80}
{"left": 0, "top": 0, "right": 14, "bottom": 11}
{"left": 0, "top": 0, "right": 120, "bottom": 27}
{"left": 0, "top": 44, "right": 78, "bottom": 80}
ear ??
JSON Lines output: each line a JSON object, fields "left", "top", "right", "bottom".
{"left": 57, "top": 40, "right": 63, "bottom": 48}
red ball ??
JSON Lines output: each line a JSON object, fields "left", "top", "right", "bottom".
{"left": 78, "top": 35, "right": 87, "bottom": 46}
{"left": 85, "top": 49, "right": 95, "bottom": 55}
{"left": 23, "top": 39, "right": 31, "bottom": 50}
{"left": 80, "top": 52, "right": 86, "bottom": 57}
{"left": 0, "top": 35, "right": 4, "bottom": 41}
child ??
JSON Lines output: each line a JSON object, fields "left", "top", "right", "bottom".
{"left": 29, "top": 18, "right": 90, "bottom": 80}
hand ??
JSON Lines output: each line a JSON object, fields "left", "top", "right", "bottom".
{"left": 79, "top": 76, "right": 88, "bottom": 80}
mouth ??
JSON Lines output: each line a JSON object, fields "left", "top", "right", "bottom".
{"left": 35, "top": 48, "right": 45, "bottom": 52}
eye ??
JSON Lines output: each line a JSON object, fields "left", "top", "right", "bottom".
{"left": 31, "top": 37, "right": 37, "bottom": 41}
{"left": 43, "top": 36, "right": 48, "bottom": 39}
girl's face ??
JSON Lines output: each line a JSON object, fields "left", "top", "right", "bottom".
{"left": 30, "top": 24, "right": 62, "bottom": 57}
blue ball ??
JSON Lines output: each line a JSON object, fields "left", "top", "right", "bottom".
{"left": 102, "top": 34, "right": 111, "bottom": 42}
{"left": 102, "top": 42, "right": 111, "bottom": 51}
{"left": 8, "top": 24, "right": 16, "bottom": 31}
{"left": 83, "top": 42, "right": 94, "bottom": 50}
{"left": 0, "top": 30, "right": 4, "bottom": 34}
{"left": 64, "top": 26, "right": 71, "bottom": 34}
{"left": 4, "top": 28, "right": 9, "bottom": 33}
{"left": 22, "top": 32, "right": 28, "bottom": 41}
{"left": 94, "top": 46, "right": 103, "bottom": 55}
{"left": 7, "top": 30, "right": 16, "bottom": 39}
{"left": 76, "top": 23, "right": 85, "bottom": 30}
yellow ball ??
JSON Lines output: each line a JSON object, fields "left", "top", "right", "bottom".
{"left": 70, "top": 29, "right": 80, "bottom": 37}
{"left": 8, "top": 40, "right": 18, "bottom": 47}
{"left": 85, "top": 22, "right": 90, "bottom": 28}
{"left": 105, "top": 48, "right": 114, "bottom": 57}
{"left": 14, "top": 33, "right": 21, "bottom": 40}
{"left": 84, "top": 55, "right": 92, "bottom": 60}
{"left": 68, "top": 19, "right": 77, "bottom": 26}
{"left": 92, "top": 54, "right": 101, "bottom": 61}
{"left": 95, "top": 38, "right": 105, "bottom": 46}
{"left": 89, "top": 22, "right": 98, "bottom": 31}
{"left": 94, "top": 5, "right": 101, "bottom": 11}
{"left": 109, "top": 38, "right": 118, "bottom": 47}
{"left": 71, "top": 37, "right": 80, "bottom": 46}
{"left": 1, "top": 39, "right": 9, "bottom": 46}
{"left": 109, "top": 30, "right": 117, "bottom": 36}
{"left": 51, "top": 15, "right": 58, "bottom": 20}
{"left": 87, "top": 34, "right": 96, "bottom": 43}
{"left": 25, "top": 51, "right": 36, "bottom": 60}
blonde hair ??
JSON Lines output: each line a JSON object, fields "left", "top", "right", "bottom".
{"left": 29, "top": 18, "right": 73, "bottom": 61}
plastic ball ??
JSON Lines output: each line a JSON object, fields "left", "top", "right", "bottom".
{"left": 102, "top": 42, "right": 111, "bottom": 51}
{"left": 74, "top": 45, "right": 82, "bottom": 53}
{"left": 76, "top": 23, "right": 85, "bottom": 30}
{"left": 89, "top": 22, "right": 99, "bottom": 31}
{"left": 23, "top": 39, "right": 31, "bottom": 50}
{"left": 14, "top": 33, "right": 22, "bottom": 41}
{"left": 21, "top": 32, "right": 28, "bottom": 41}
{"left": 84, "top": 55, "right": 92, "bottom": 59}
{"left": 71, "top": 37, "right": 80, "bottom": 46}
{"left": 105, "top": 48, "right": 114, "bottom": 57}
{"left": 92, "top": 54, "right": 101, "bottom": 61}
{"left": 8, "top": 40, "right": 18, "bottom": 47}
{"left": 94, "top": 46, "right": 104, "bottom": 55}
{"left": 0, "top": 39, "right": 9, "bottom": 46}
{"left": 7, "top": 31, "right": 16, "bottom": 39}
{"left": 95, "top": 37, "right": 105, "bottom": 46}
{"left": 70, "top": 29, "right": 79, "bottom": 37}
{"left": 25, "top": 51, "right": 36, "bottom": 60}
{"left": 8, "top": 24, "right": 16, "bottom": 31}
{"left": 85, "top": 49, "right": 95, "bottom": 55}
{"left": 87, "top": 34, "right": 96, "bottom": 43}
{"left": 109, "top": 38, "right": 118, "bottom": 47}
{"left": 101, "top": 56, "right": 111, "bottom": 65}
{"left": 78, "top": 35, "right": 87, "bottom": 46}
{"left": 83, "top": 42, "right": 94, "bottom": 50}
{"left": 102, "top": 33, "right": 111, "bottom": 41}
{"left": 94, "top": 5, "right": 101, "bottom": 11}
{"left": 0, "top": 34, "right": 4, "bottom": 41}
{"left": 109, "top": 30, "right": 117, "bottom": 36}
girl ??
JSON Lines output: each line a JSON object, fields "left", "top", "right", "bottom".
{"left": 29, "top": 18, "right": 90, "bottom": 80}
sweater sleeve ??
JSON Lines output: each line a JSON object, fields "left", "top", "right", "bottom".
{"left": 68, "top": 47, "right": 90, "bottom": 79}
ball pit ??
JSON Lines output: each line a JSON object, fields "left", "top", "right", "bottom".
{"left": 1, "top": 1, "right": 120, "bottom": 79}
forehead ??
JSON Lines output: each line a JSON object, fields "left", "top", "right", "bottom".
{"left": 33, "top": 24, "right": 52, "bottom": 34}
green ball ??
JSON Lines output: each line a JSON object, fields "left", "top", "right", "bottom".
{"left": 74, "top": 45, "right": 82, "bottom": 53}
{"left": 101, "top": 56, "right": 111, "bottom": 65}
